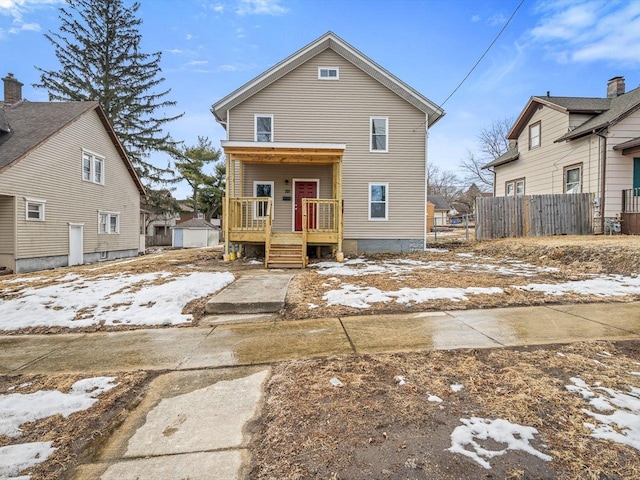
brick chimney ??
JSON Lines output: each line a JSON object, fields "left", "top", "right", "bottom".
{"left": 607, "top": 76, "right": 625, "bottom": 98}
{"left": 2, "top": 73, "right": 23, "bottom": 105}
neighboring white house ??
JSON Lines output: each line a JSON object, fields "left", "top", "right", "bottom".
{"left": 0, "top": 73, "right": 145, "bottom": 273}
{"left": 484, "top": 76, "right": 640, "bottom": 232}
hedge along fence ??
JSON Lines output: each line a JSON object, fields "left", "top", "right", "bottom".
{"left": 475, "top": 193, "right": 594, "bottom": 240}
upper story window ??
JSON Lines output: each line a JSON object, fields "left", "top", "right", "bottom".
{"left": 370, "top": 117, "right": 388, "bottom": 152}
{"left": 369, "top": 183, "right": 388, "bottom": 220}
{"left": 25, "top": 197, "right": 46, "bottom": 221}
{"left": 565, "top": 164, "right": 582, "bottom": 193}
{"left": 82, "top": 150, "right": 105, "bottom": 185}
{"left": 255, "top": 114, "right": 273, "bottom": 142}
{"left": 318, "top": 67, "right": 339, "bottom": 80}
{"left": 529, "top": 121, "right": 541, "bottom": 149}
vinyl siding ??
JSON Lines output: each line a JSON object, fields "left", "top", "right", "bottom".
{"left": 0, "top": 110, "right": 140, "bottom": 260}
{"left": 495, "top": 105, "right": 640, "bottom": 218}
{"left": 242, "top": 164, "right": 332, "bottom": 232}
{"left": 229, "top": 49, "right": 426, "bottom": 240}
{"left": 0, "top": 196, "right": 15, "bottom": 269}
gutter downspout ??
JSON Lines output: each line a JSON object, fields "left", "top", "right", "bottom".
{"left": 424, "top": 114, "right": 429, "bottom": 250}
{"left": 595, "top": 129, "right": 607, "bottom": 234}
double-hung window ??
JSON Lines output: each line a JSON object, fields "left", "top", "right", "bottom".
{"left": 255, "top": 115, "right": 273, "bottom": 142}
{"left": 369, "top": 183, "right": 388, "bottom": 220}
{"left": 565, "top": 165, "right": 582, "bottom": 193}
{"left": 98, "top": 211, "right": 119, "bottom": 234}
{"left": 529, "top": 121, "right": 541, "bottom": 149}
{"left": 253, "top": 181, "right": 274, "bottom": 219}
{"left": 83, "top": 150, "right": 105, "bottom": 185}
{"left": 25, "top": 197, "right": 46, "bottom": 221}
{"left": 370, "top": 117, "right": 388, "bottom": 152}
{"left": 506, "top": 179, "right": 525, "bottom": 197}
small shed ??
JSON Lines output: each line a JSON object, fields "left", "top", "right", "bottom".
{"left": 426, "top": 195, "right": 451, "bottom": 228}
{"left": 172, "top": 218, "right": 219, "bottom": 248}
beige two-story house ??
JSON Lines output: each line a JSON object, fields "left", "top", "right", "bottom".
{"left": 0, "top": 73, "right": 145, "bottom": 273}
{"left": 484, "top": 76, "right": 640, "bottom": 233}
{"left": 212, "top": 32, "right": 444, "bottom": 267}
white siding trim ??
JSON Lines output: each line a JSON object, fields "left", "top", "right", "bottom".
{"left": 318, "top": 67, "right": 339, "bottom": 80}
{"left": 368, "top": 182, "right": 389, "bottom": 221}
{"left": 370, "top": 116, "right": 389, "bottom": 153}
{"left": 254, "top": 114, "right": 274, "bottom": 142}
{"left": 24, "top": 197, "right": 46, "bottom": 222}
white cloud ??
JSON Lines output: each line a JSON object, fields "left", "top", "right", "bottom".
{"left": 217, "top": 62, "right": 256, "bottom": 72}
{"left": 471, "top": 14, "right": 481, "bottom": 22}
{"left": 488, "top": 12, "right": 507, "bottom": 26}
{"left": 0, "top": 0, "right": 60, "bottom": 38}
{"left": 212, "top": 3, "right": 224, "bottom": 13}
{"left": 185, "top": 33, "right": 194, "bottom": 40}
{"left": 529, "top": 0, "right": 640, "bottom": 66}
{"left": 236, "top": 0, "right": 288, "bottom": 16}
{"left": 236, "top": 27, "right": 245, "bottom": 38}
{"left": 187, "top": 60, "right": 208, "bottom": 66}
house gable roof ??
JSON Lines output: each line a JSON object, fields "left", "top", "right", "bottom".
{"left": 506, "top": 96, "right": 611, "bottom": 140}
{"left": 174, "top": 218, "right": 215, "bottom": 229}
{"left": 556, "top": 86, "right": 640, "bottom": 142}
{"left": 0, "top": 101, "right": 145, "bottom": 195}
{"left": 426, "top": 194, "right": 451, "bottom": 211}
{"left": 212, "top": 31, "right": 444, "bottom": 127}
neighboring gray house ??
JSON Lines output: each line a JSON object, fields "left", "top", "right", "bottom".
{"left": 0, "top": 73, "right": 145, "bottom": 273}
{"left": 212, "top": 32, "right": 444, "bottom": 267}
{"left": 484, "top": 76, "right": 640, "bottom": 233}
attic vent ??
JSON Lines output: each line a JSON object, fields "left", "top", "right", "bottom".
{"left": 318, "top": 67, "right": 339, "bottom": 80}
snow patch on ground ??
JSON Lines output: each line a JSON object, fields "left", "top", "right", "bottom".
{"left": 0, "top": 377, "right": 118, "bottom": 438}
{"left": 451, "top": 383, "right": 464, "bottom": 392}
{"left": 516, "top": 275, "right": 640, "bottom": 297}
{"left": 0, "top": 442, "right": 56, "bottom": 479}
{"left": 447, "top": 417, "right": 552, "bottom": 469}
{"left": 323, "top": 284, "right": 503, "bottom": 309}
{"left": 566, "top": 377, "right": 640, "bottom": 450}
{"left": 311, "top": 257, "right": 558, "bottom": 278}
{"left": 0, "top": 271, "right": 234, "bottom": 330}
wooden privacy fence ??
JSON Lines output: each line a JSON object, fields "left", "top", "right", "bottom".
{"left": 475, "top": 193, "right": 594, "bottom": 240}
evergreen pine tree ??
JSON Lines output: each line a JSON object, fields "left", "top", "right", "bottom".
{"left": 174, "top": 137, "right": 221, "bottom": 217}
{"left": 34, "top": 0, "right": 182, "bottom": 184}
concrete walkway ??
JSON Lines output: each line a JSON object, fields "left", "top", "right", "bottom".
{"left": 2, "top": 302, "right": 640, "bottom": 375}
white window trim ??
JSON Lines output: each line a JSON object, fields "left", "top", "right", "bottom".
{"left": 370, "top": 117, "right": 389, "bottom": 153}
{"left": 24, "top": 197, "right": 46, "bottom": 222}
{"left": 253, "top": 181, "right": 274, "bottom": 220}
{"left": 368, "top": 182, "right": 389, "bottom": 221}
{"left": 254, "top": 114, "right": 274, "bottom": 143}
{"left": 529, "top": 122, "right": 541, "bottom": 150}
{"left": 98, "top": 210, "right": 120, "bottom": 234}
{"left": 82, "top": 149, "right": 105, "bottom": 185}
{"left": 318, "top": 67, "right": 339, "bottom": 80}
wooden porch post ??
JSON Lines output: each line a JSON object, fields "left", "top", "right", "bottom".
{"left": 223, "top": 153, "right": 232, "bottom": 261}
{"left": 334, "top": 159, "right": 344, "bottom": 262}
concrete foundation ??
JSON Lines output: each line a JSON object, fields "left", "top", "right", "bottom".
{"left": 15, "top": 248, "right": 139, "bottom": 273}
{"left": 344, "top": 238, "right": 423, "bottom": 255}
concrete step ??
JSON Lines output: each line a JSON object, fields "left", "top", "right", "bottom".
{"left": 205, "top": 273, "right": 295, "bottom": 314}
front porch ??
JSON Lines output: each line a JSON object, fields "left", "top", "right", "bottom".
{"left": 621, "top": 187, "right": 640, "bottom": 235}
{"left": 222, "top": 142, "right": 345, "bottom": 268}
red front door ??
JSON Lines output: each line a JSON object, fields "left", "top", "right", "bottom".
{"left": 294, "top": 181, "right": 317, "bottom": 231}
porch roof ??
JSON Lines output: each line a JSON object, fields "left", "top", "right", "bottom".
{"left": 221, "top": 141, "right": 345, "bottom": 164}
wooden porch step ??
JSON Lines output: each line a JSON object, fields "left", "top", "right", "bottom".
{"left": 267, "top": 243, "right": 304, "bottom": 269}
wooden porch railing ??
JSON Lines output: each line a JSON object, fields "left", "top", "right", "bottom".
{"left": 228, "top": 197, "right": 273, "bottom": 232}
{"left": 622, "top": 188, "right": 640, "bottom": 213}
{"left": 302, "top": 198, "right": 341, "bottom": 233}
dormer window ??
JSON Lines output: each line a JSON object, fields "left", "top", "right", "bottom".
{"left": 255, "top": 114, "right": 273, "bottom": 142}
{"left": 318, "top": 67, "right": 339, "bottom": 80}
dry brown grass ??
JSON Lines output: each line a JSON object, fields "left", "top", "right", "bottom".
{"left": 250, "top": 340, "right": 640, "bottom": 479}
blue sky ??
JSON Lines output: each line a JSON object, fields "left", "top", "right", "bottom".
{"left": 2, "top": 0, "right": 640, "bottom": 199}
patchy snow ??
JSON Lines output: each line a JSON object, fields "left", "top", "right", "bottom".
{"left": 428, "top": 394, "right": 443, "bottom": 403}
{"left": 456, "top": 253, "right": 475, "bottom": 258}
{"left": 516, "top": 275, "right": 640, "bottom": 297}
{"left": 0, "top": 271, "right": 234, "bottom": 330}
{"left": 310, "top": 257, "right": 558, "bottom": 278}
{"left": 424, "top": 248, "right": 449, "bottom": 253}
{"left": 567, "top": 377, "right": 640, "bottom": 450}
{"left": 447, "top": 417, "right": 552, "bottom": 469}
{"left": 395, "top": 376, "right": 407, "bottom": 386}
{"left": 0, "top": 377, "right": 118, "bottom": 438}
{"left": 0, "top": 442, "right": 56, "bottom": 479}
{"left": 329, "top": 378, "right": 343, "bottom": 388}
{"left": 323, "top": 284, "right": 503, "bottom": 309}
{"left": 451, "top": 384, "right": 464, "bottom": 392}
{"left": 307, "top": 303, "right": 320, "bottom": 310}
